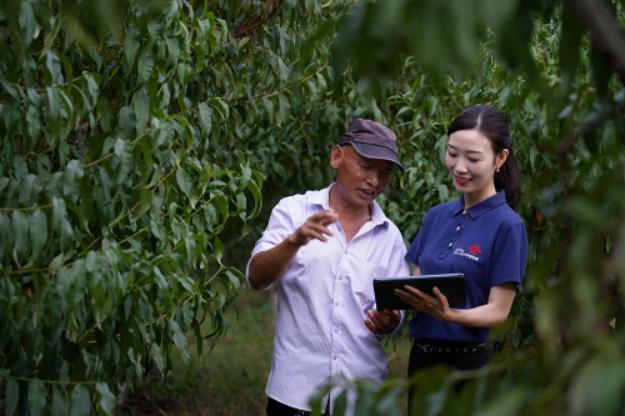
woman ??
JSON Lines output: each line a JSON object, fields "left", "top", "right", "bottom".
{"left": 397, "top": 105, "right": 528, "bottom": 402}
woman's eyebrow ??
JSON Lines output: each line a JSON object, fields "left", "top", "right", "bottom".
{"left": 448, "top": 144, "right": 484, "bottom": 154}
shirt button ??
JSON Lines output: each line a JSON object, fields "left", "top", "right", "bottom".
{"left": 344, "top": 250, "right": 348, "bottom": 255}
{"left": 456, "top": 226, "right": 460, "bottom": 231}
{"left": 339, "top": 276, "right": 343, "bottom": 280}
{"left": 335, "top": 302, "right": 339, "bottom": 306}
{"left": 334, "top": 329, "right": 338, "bottom": 333}
{"left": 463, "top": 210, "right": 466, "bottom": 214}
{"left": 449, "top": 243, "right": 452, "bottom": 247}
{"left": 333, "top": 355, "right": 337, "bottom": 360}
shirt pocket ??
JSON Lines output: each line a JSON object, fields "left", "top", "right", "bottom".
{"left": 351, "top": 259, "right": 387, "bottom": 312}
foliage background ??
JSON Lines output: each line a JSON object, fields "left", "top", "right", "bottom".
{"left": 2, "top": 0, "right": 625, "bottom": 415}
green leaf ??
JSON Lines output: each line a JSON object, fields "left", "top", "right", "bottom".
{"left": 51, "top": 385, "right": 68, "bottom": 415}
{"left": 118, "top": 106, "right": 137, "bottom": 141}
{"left": 114, "top": 138, "right": 132, "bottom": 185}
{"left": 12, "top": 210, "right": 29, "bottom": 257}
{"left": 19, "top": 174, "right": 43, "bottom": 207}
{"left": 136, "top": 50, "right": 155, "bottom": 89}
{"left": 165, "top": 36, "right": 181, "bottom": 67}
{"left": 30, "top": 210, "right": 48, "bottom": 265}
{"left": 19, "top": 1, "right": 36, "bottom": 48}
{"left": 124, "top": 28, "right": 141, "bottom": 69}
{"left": 95, "top": 382, "right": 116, "bottom": 416}
{"left": 63, "top": 160, "right": 85, "bottom": 205}
{"left": 169, "top": 319, "right": 190, "bottom": 366}
{"left": 150, "top": 342, "right": 165, "bottom": 373}
{"left": 198, "top": 102, "right": 212, "bottom": 139}
{"left": 134, "top": 88, "right": 150, "bottom": 136}
{"left": 176, "top": 169, "right": 194, "bottom": 200}
{"left": 70, "top": 385, "right": 91, "bottom": 416}
{"left": 28, "top": 378, "right": 47, "bottom": 416}
{"left": 46, "top": 50, "right": 63, "bottom": 84}
{"left": 6, "top": 378, "right": 19, "bottom": 416}
{"left": 214, "top": 235, "right": 224, "bottom": 263}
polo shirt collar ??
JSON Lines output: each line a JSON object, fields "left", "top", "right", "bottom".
{"left": 307, "top": 183, "right": 389, "bottom": 226}
{"left": 453, "top": 190, "right": 507, "bottom": 219}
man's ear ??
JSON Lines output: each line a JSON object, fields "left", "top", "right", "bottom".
{"left": 330, "top": 145, "right": 342, "bottom": 169}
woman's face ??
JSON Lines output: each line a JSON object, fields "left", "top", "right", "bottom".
{"left": 445, "top": 129, "right": 508, "bottom": 206}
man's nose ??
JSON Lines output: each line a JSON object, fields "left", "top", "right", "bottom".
{"left": 366, "top": 170, "right": 379, "bottom": 187}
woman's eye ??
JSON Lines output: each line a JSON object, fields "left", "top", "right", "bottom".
{"left": 447, "top": 152, "right": 457, "bottom": 157}
{"left": 469, "top": 158, "right": 479, "bottom": 163}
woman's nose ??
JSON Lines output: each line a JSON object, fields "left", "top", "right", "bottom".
{"left": 455, "top": 159, "right": 468, "bottom": 173}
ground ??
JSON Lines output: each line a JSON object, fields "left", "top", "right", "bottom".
{"left": 119, "top": 289, "right": 413, "bottom": 415}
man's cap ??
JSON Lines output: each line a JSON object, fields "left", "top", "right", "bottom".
{"left": 340, "top": 118, "right": 404, "bottom": 172}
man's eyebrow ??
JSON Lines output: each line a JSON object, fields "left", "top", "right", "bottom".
{"left": 447, "top": 144, "right": 484, "bottom": 154}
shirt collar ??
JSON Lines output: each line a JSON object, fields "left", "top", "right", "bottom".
{"left": 307, "top": 183, "right": 389, "bottom": 226}
{"left": 453, "top": 190, "right": 507, "bottom": 219}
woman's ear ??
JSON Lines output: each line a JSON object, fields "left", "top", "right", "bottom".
{"left": 496, "top": 149, "right": 509, "bottom": 170}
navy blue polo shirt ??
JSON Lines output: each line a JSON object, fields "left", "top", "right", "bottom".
{"left": 405, "top": 191, "right": 528, "bottom": 344}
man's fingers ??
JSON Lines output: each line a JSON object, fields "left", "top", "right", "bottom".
{"left": 367, "top": 310, "right": 386, "bottom": 329}
{"left": 302, "top": 224, "right": 333, "bottom": 241}
{"left": 382, "top": 309, "right": 401, "bottom": 323}
{"left": 311, "top": 209, "right": 339, "bottom": 225}
{"left": 364, "top": 318, "right": 384, "bottom": 335}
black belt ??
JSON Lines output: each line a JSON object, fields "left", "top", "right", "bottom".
{"left": 415, "top": 341, "right": 491, "bottom": 354}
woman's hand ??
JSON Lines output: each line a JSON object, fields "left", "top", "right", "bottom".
{"left": 395, "top": 286, "right": 453, "bottom": 322}
{"left": 396, "top": 281, "right": 518, "bottom": 328}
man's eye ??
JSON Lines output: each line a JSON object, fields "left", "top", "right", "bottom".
{"left": 360, "top": 165, "right": 370, "bottom": 169}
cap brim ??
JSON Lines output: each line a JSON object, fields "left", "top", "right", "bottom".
{"left": 347, "top": 142, "right": 404, "bottom": 173}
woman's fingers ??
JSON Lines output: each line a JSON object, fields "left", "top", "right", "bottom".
{"left": 432, "top": 286, "right": 449, "bottom": 308}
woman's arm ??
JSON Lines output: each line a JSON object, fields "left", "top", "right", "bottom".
{"left": 395, "top": 281, "right": 517, "bottom": 328}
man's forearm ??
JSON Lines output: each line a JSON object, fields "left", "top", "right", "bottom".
{"left": 248, "top": 235, "right": 301, "bottom": 290}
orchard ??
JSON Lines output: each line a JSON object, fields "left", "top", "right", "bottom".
{"left": 1, "top": 0, "right": 625, "bottom": 415}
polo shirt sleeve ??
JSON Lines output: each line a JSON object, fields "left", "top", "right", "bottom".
{"left": 245, "top": 198, "right": 299, "bottom": 288}
{"left": 405, "top": 209, "right": 433, "bottom": 266}
{"left": 489, "top": 223, "right": 528, "bottom": 290}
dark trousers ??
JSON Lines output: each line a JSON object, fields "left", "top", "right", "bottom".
{"left": 266, "top": 397, "right": 330, "bottom": 416}
{"left": 407, "top": 341, "right": 496, "bottom": 413}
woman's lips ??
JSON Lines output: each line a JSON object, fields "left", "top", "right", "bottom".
{"left": 455, "top": 176, "right": 470, "bottom": 185}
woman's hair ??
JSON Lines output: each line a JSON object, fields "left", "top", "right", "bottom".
{"left": 447, "top": 105, "right": 520, "bottom": 210}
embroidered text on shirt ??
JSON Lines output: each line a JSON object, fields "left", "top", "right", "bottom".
{"left": 453, "top": 248, "right": 480, "bottom": 262}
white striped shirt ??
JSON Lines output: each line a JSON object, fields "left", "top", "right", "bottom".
{"left": 246, "top": 184, "right": 410, "bottom": 412}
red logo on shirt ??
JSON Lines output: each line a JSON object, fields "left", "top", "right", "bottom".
{"left": 468, "top": 245, "right": 482, "bottom": 256}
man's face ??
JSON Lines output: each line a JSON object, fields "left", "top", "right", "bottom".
{"left": 331, "top": 145, "right": 394, "bottom": 207}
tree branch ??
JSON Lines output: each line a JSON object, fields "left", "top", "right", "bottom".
{"left": 567, "top": 0, "right": 625, "bottom": 85}
{"left": 233, "top": 0, "right": 286, "bottom": 39}
{"left": 557, "top": 103, "right": 625, "bottom": 155}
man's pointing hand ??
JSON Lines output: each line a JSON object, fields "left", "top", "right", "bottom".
{"left": 288, "top": 210, "right": 339, "bottom": 247}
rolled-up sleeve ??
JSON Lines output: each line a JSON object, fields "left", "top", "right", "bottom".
{"left": 245, "top": 198, "right": 299, "bottom": 290}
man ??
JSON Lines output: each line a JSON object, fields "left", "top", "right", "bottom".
{"left": 246, "top": 119, "right": 410, "bottom": 415}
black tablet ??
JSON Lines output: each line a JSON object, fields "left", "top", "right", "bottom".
{"left": 373, "top": 274, "right": 466, "bottom": 310}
